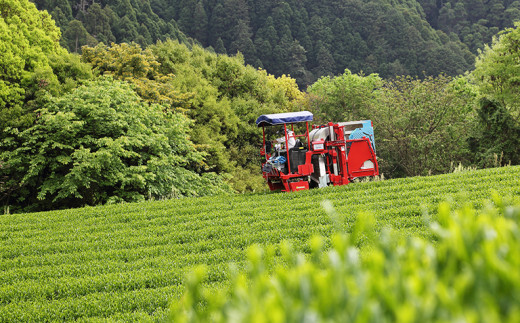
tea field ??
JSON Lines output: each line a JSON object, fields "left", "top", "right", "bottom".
{"left": 1, "top": 166, "right": 519, "bottom": 321}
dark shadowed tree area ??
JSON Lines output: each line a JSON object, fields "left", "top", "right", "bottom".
{"left": 33, "top": 0, "right": 514, "bottom": 88}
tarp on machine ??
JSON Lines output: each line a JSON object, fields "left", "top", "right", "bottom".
{"left": 256, "top": 111, "right": 313, "bottom": 127}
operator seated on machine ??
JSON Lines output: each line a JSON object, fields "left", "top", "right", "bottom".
{"left": 273, "top": 130, "right": 296, "bottom": 151}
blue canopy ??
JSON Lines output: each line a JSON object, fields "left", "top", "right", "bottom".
{"left": 256, "top": 111, "right": 313, "bottom": 127}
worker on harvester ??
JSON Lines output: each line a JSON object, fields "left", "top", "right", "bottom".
{"left": 274, "top": 130, "right": 296, "bottom": 151}
{"left": 256, "top": 111, "right": 379, "bottom": 192}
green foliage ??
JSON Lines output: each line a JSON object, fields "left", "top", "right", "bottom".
{"left": 62, "top": 19, "right": 95, "bottom": 52}
{"left": 171, "top": 195, "right": 520, "bottom": 322}
{"left": 80, "top": 40, "right": 302, "bottom": 192}
{"left": 468, "top": 22, "right": 520, "bottom": 168}
{"left": 304, "top": 71, "right": 478, "bottom": 178}
{"left": 0, "top": 166, "right": 518, "bottom": 320}
{"left": 150, "top": 41, "right": 242, "bottom": 174}
{"left": 471, "top": 22, "right": 520, "bottom": 119}
{"left": 0, "top": 78, "right": 230, "bottom": 211}
{"left": 38, "top": 0, "right": 477, "bottom": 88}
{"left": 305, "top": 69, "right": 382, "bottom": 123}
{"left": 0, "top": 0, "right": 92, "bottom": 209}
{"left": 469, "top": 98, "right": 520, "bottom": 167}
{"left": 371, "top": 75, "right": 476, "bottom": 177}
{"left": 81, "top": 42, "right": 190, "bottom": 109}
{"left": 83, "top": 42, "right": 159, "bottom": 79}
{"left": 0, "top": 0, "right": 63, "bottom": 130}
{"left": 47, "top": 51, "right": 93, "bottom": 93}
{"left": 419, "top": 0, "right": 519, "bottom": 54}
{"left": 35, "top": 0, "right": 190, "bottom": 53}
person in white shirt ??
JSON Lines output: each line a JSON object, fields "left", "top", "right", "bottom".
{"left": 275, "top": 130, "right": 296, "bottom": 150}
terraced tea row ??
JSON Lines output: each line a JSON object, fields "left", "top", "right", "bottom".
{"left": 1, "top": 166, "right": 519, "bottom": 321}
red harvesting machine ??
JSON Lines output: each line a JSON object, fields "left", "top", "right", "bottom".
{"left": 256, "top": 111, "right": 379, "bottom": 192}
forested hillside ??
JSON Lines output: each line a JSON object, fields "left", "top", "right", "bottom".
{"left": 418, "top": 0, "right": 520, "bottom": 52}
{"left": 32, "top": 0, "right": 189, "bottom": 51}
{"left": 2, "top": 0, "right": 520, "bottom": 212}
{"left": 33, "top": 0, "right": 519, "bottom": 87}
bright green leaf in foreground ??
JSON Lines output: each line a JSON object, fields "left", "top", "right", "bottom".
{"left": 171, "top": 196, "right": 520, "bottom": 322}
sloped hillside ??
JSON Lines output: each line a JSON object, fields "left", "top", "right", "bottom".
{"left": 0, "top": 166, "right": 519, "bottom": 321}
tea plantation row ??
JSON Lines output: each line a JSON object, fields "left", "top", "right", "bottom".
{"left": 172, "top": 196, "right": 520, "bottom": 322}
{"left": 1, "top": 166, "right": 519, "bottom": 321}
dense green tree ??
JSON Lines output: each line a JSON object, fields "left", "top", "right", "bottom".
{"left": 84, "top": 3, "right": 115, "bottom": 44}
{"left": 345, "top": 32, "right": 369, "bottom": 73}
{"left": 33, "top": 0, "right": 188, "bottom": 50}
{"left": 330, "top": 18, "right": 349, "bottom": 74}
{"left": 469, "top": 98, "right": 520, "bottom": 167}
{"left": 62, "top": 19, "right": 92, "bottom": 52}
{"left": 208, "top": 3, "right": 227, "bottom": 46}
{"left": 253, "top": 16, "right": 277, "bottom": 68}
{"left": 214, "top": 37, "right": 227, "bottom": 54}
{"left": 488, "top": 0, "right": 505, "bottom": 27}
{"left": 292, "top": 7, "right": 312, "bottom": 53}
{"left": 192, "top": 0, "right": 208, "bottom": 44}
{"left": 421, "top": 40, "right": 473, "bottom": 76}
{"left": 287, "top": 40, "right": 310, "bottom": 87}
{"left": 114, "top": 15, "right": 139, "bottom": 42}
{"left": 308, "top": 15, "right": 332, "bottom": 65}
{"left": 50, "top": 7, "right": 69, "bottom": 28}
{"left": 371, "top": 75, "right": 475, "bottom": 177}
{"left": 253, "top": 36, "right": 271, "bottom": 66}
{"left": 418, "top": 0, "right": 519, "bottom": 56}
{"left": 115, "top": 0, "right": 137, "bottom": 21}
{"left": 469, "top": 22, "right": 520, "bottom": 166}
{"left": 177, "top": 0, "right": 197, "bottom": 37}
{"left": 439, "top": 3, "right": 456, "bottom": 32}
{"left": 76, "top": 0, "right": 90, "bottom": 13}
{"left": 0, "top": 0, "right": 63, "bottom": 130}
{"left": 217, "top": 0, "right": 250, "bottom": 48}
{"left": 0, "top": 78, "right": 229, "bottom": 212}
{"left": 54, "top": 0, "right": 73, "bottom": 19}
{"left": 420, "top": 0, "right": 439, "bottom": 27}
{"left": 82, "top": 42, "right": 190, "bottom": 110}
{"left": 0, "top": 0, "right": 94, "bottom": 211}
{"left": 453, "top": 2, "right": 468, "bottom": 33}
{"left": 271, "top": 1, "right": 292, "bottom": 32}
{"left": 471, "top": 22, "right": 520, "bottom": 119}
{"left": 504, "top": 1, "right": 520, "bottom": 26}
{"left": 229, "top": 20, "right": 257, "bottom": 65}
{"left": 468, "top": 0, "right": 486, "bottom": 22}
{"left": 305, "top": 69, "right": 382, "bottom": 124}
{"left": 257, "top": 16, "right": 278, "bottom": 47}
{"left": 314, "top": 44, "right": 335, "bottom": 79}
{"left": 47, "top": 51, "right": 93, "bottom": 92}
{"left": 136, "top": 24, "right": 153, "bottom": 47}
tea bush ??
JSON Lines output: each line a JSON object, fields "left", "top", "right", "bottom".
{"left": 171, "top": 195, "right": 520, "bottom": 322}
{"left": 0, "top": 166, "right": 519, "bottom": 321}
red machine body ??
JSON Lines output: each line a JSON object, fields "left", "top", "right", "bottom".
{"left": 256, "top": 111, "right": 379, "bottom": 192}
